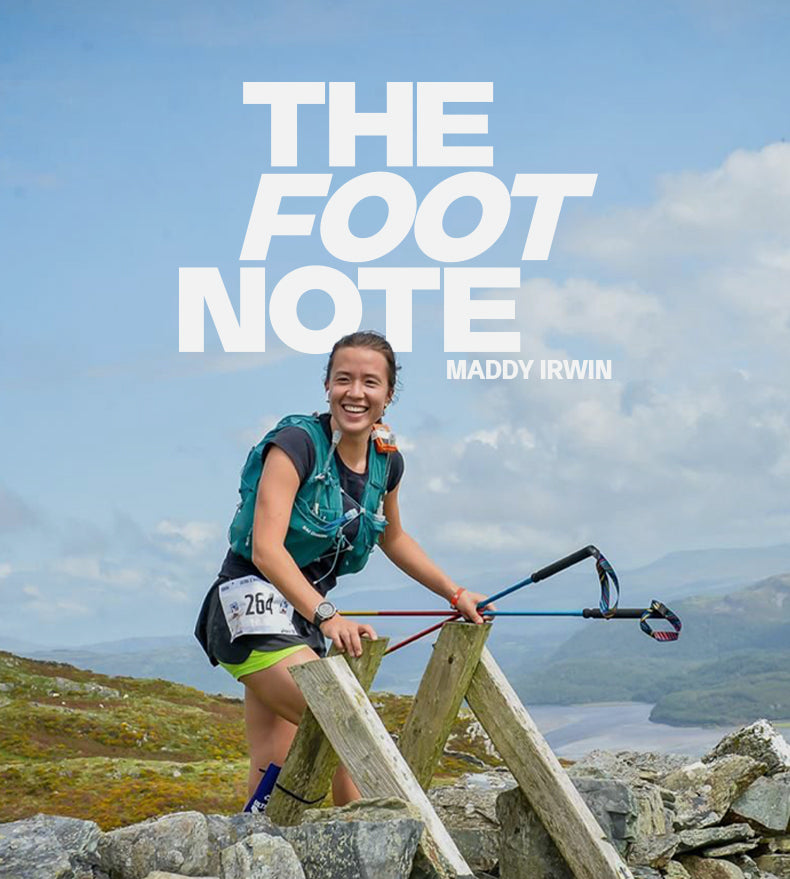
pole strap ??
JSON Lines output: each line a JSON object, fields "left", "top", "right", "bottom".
{"left": 639, "top": 599, "right": 682, "bottom": 641}
{"left": 591, "top": 548, "right": 620, "bottom": 616}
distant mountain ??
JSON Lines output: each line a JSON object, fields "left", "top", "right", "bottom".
{"left": 6, "top": 542, "right": 790, "bottom": 711}
{"left": 0, "top": 635, "right": 57, "bottom": 654}
{"left": 513, "top": 573, "right": 790, "bottom": 725}
{"left": 24, "top": 637, "right": 242, "bottom": 698}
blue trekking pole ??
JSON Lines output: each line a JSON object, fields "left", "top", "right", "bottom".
{"left": 383, "top": 545, "right": 620, "bottom": 654}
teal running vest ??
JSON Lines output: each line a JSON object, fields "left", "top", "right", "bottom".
{"left": 228, "top": 414, "right": 390, "bottom": 576}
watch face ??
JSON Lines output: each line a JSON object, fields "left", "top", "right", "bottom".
{"left": 316, "top": 601, "right": 336, "bottom": 621}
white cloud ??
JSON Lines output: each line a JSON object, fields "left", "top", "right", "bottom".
{"left": 566, "top": 142, "right": 790, "bottom": 340}
{"left": 51, "top": 555, "right": 146, "bottom": 587}
{"left": 52, "top": 556, "right": 103, "bottom": 580}
{"left": 569, "top": 143, "right": 790, "bottom": 267}
{"left": 237, "top": 415, "right": 282, "bottom": 450}
{"left": 0, "top": 563, "right": 11, "bottom": 579}
{"left": 400, "top": 143, "right": 790, "bottom": 568}
{"left": 22, "top": 585, "right": 91, "bottom": 621}
{"left": 155, "top": 520, "right": 223, "bottom": 557}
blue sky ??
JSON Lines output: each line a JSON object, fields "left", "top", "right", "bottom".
{"left": 2, "top": 0, "right": 790, "bottom": 646}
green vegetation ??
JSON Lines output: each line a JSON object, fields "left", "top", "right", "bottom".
{"left": 649, "top": 671, "right": 790, "bottom": 726}
{"left": 0, "top": 651, "right": 499, "bottom": 829}
{"left": 512, "top": 574, "right": 790, "bottom": 726}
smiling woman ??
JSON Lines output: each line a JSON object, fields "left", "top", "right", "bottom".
{"left": 194, "top": 330, "right": 492, "bottom": 808}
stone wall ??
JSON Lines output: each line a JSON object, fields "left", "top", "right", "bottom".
{"left": 2, "top": 720, "right": 789, "bottom": 879}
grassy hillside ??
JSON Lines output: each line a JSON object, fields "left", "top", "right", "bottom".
{"left": 512, "top": 574, "right": 790, "bottom": 725}
{"left": 0, "top": 651, "right": 501, "bottom": 829}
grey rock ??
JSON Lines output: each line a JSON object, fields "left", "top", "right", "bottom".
{"left": 570, "top": 750, "right": 694, "bottom": 784}
{"left": 457, "top": 768, "right": 517, "bottom": 792}
{"left": 427, "top": 783, "right": 500, "bottom": 872}
{"left": 627, "top": 833, "right": 679, "bottom": 868}
{"left": 702, "top": 842, "right": 760, "bottom": 857}
{"left": 631, "top": 868, "right": 662, "bottom": 879}
{"left": 300, "top": 797, "right": 421, "bottom": 826}
{"left": 98, "top": 811, "right": 210, "bottom": 879}
{"left": 48, "top": 676, "right": 120, "bottom": 699}
{"left": 680, "top": 855, "right": 745, "bottom": 878}
{"left": 0, "top": 813, "right": 102, "bottom": 879}
{"left": 663, "top": 756, "right": 767, "bottom": 829}
{"left": 731, "top": 853, "right": 782, "bottom": 879}
{"left": 704, "top": 722, "right": 790, "bottom": 777}
{"left": 730, "top": 773, "right": 790, "bottom": 832}
{"left": 755, "top": 854, "right": 790, "bottom": 878}
{"left": 765, "top": 837, "right": 790, "bottom": 853}
{"left": 630, "top": 781, "right": 672, "bottom": 839}
{"left": 144, "top": 874, "right": 218, "bottom": 879}
{"left": 678, "top": 824, "right": 755, "bottom": 853}
{"left": 496, "top": 775, "right": 638, "bottom": 877}
{"left": 665, "top": 862, "right": 693, "bottom": 879}
{"left": 220, "top": 833, "right": 304, "bottom": 879}
{"left": 285, "top": 798, "right": 422, "bottom": 879}
{"left": 570, "top": 776, "right": 639, "bottom": 854}
{"left": 496, "top": 787, "right": 573, "bottom": 879}
{"left": 205, "top": 814, "right": 283, "bottom": 875}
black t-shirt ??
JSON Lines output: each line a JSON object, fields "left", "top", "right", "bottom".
{"left": 195, "top": 414, "right": 404, "bottom": 664}
{"left": 220, "top": 413, "right": 403, "bottom": 587}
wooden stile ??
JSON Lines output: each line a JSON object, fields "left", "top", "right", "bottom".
{"left": 466, "top": 647, "right": 634, "bottom": 879}
{"left": 266, "top": 639, "right": 387, "bottom": 826}
{"left": 399, "top": 621, "right": 491, "bottom": 789}
{"left": 290, "top": 655, "right": 475, "bottom": 879}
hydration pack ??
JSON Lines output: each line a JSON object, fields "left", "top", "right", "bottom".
{"left": 228, "top": 414, "right": 391, "bottom": 576}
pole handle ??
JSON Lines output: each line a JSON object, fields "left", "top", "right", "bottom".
{"left": 531, "top": 545, "right": 598, "bottom": 583}
{"left": 582, "top": 607, "right": 645, "bottom": 619}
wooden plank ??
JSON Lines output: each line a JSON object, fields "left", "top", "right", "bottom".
{"left": 466, "top": 647, "right": 634, "bottom": 879}
{"left": 291, "top": 655, "right": 475, "bottom": 879}
{"left": 399, "top": 621, "right": 491, "bottom": 789}
{"left": 266, "top": 639, "right": 387, "bottom": 826}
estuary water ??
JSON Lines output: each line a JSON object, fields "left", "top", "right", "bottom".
{"left": 525, "top": 702, "right": 789, "bottom": 759}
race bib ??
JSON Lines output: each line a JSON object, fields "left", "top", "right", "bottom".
{"left": 218, "top": 576, "right": 298, "bottom": 642}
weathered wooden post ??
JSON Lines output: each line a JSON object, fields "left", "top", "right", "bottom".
{"left": 266, "top": 638, "right": 387, "bottom": 826}
{"left": 290, "top": 654, "right": 476, "bottom": 879}
{"left": 398, "top": 621, "right": 491, "bottom": 789}
{"left": 466, "top": 647, "right": 634, "bottom": 879}
{"left": 270, "top": 625, "right": 634, "bottom": 879}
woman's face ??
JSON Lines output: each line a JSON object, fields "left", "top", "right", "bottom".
{"left": 325, "top": 346, "right": 393, "bottom": 438}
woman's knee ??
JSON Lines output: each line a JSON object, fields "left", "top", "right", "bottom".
{"left": 240, "top": 647, "right": 318, "bottom": 725}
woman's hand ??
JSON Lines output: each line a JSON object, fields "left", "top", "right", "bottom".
{"left": 320, "top": 615, "right": 377, "bottom": 658}
{"left": 454, "top": 589, "right": 495, "bottom": 625}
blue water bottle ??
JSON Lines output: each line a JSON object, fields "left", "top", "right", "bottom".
{"left": 243, "top": 762, "right": 281, "bottom": 813}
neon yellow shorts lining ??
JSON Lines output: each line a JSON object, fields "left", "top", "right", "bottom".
{"left": 219, "top": 645, "right": 309, "bottom": 680}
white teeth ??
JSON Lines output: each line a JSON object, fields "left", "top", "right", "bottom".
{"left": 343, "top": 405, "right": 366, "bottom": 413}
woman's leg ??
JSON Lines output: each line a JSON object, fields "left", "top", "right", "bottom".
{"left": 240, "top": 648, "right": 361, "bottom": 805}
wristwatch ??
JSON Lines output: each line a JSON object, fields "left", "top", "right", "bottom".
{"left": 313, "top": 600, "right": 337, "bottom": 628}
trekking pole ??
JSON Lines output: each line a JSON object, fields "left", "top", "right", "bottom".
{"left": 382, "top": 545, "right": 620, "bottom": 655}
{"left": 342, "top": 601, "right": 681, "bottom": 642}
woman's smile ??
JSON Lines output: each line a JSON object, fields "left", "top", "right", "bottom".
{"left": 326, "top": 347, "right": 392, "bottom": 437}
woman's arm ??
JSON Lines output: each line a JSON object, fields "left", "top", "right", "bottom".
{"left": 251, "top": 446, "right": 376, "bottom": 656}
{"left": 378, "top": 485, "right": 491, "bottom": 624}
